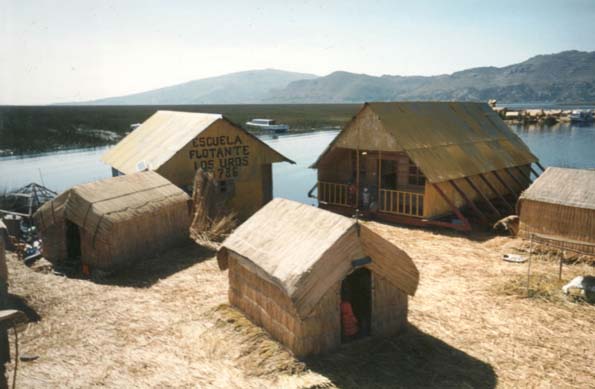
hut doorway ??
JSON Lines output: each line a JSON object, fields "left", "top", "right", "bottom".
{"left": 65, "top": 220, "right": 81, "bottom": 264}
{"left": 341, "top": 267, "right": 372, "bottom": 342}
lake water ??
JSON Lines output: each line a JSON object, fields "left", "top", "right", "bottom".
{"left": 0, "top": 124, "right": 593, "bottom": 203}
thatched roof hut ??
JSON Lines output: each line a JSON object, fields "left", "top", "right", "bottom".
{"left": 34, "top": 172, "right": 191, "bottom": 271}
{"left": 311, "top": 102, "right": 539, "bottom": 231}
{"left": 217, "top": 198, "right": 419, "bottom": 356}
{"left": 518, "top": 167, "right": 595, "bottom": 254}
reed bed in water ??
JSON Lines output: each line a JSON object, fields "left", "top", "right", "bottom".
{"left": 3, "top": 222, "right": 594, "bottom": 388}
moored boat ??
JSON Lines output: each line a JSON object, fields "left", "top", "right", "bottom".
{"left": 245, "top": 118, "right": 289, "bottom": 133}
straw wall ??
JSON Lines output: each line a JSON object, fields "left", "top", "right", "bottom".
{"left": 228, "top": 255, "right": 341, "bottom": 357}
{"left": 518, "top": 199, "right": 595, "bottom": 254}
{"left": 424, "top": 165, "right": 531, "bottom": 217}
{"left": 82, "top": 202, "right": 191, "bottom": 269}
{"left": 371, "top": 272, "right": 408, "bottom": 336}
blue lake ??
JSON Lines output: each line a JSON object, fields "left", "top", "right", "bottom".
{"left": 0, "top": 124, "right": 593, "bottom": 204}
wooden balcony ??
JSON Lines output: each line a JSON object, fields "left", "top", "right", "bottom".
{"left": 317, "top": 181, "right": 350, "bottom": 207}
{"left": 379, "top": 189, "right": 424, "bottom": 217}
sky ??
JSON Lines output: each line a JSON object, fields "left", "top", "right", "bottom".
{"left": 1, "top": 0, "right": 595, "bottom": 105}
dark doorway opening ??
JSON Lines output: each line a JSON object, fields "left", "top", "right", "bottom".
{"left": 341, "top": 267, "right": 372, "bottom": 342}
{"left": 65, "top": 220, "right": 82, "bottom": 265}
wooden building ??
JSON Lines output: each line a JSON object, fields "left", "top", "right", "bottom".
{"left": 102, "top": 111, "right": 293, "bottom": 220}
{"left": 311, "top": 102, "right": 541, "bottom": 231}
{"left": 217, "top": 198, "right": 419, "bottom": 357}
{"left": 33, "top": 172, "right": 191, "bottom": 271}
{"left": 518, "top": 167, "right": 595, "bottom": 254}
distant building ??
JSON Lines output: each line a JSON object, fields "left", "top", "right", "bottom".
{"left": 518, "top": 167, "right": 595, "bottom": 254}
{"left": 102, "top": 111, "right": 293, "bottom": 220}
{"left": 311, "top": 102, "right": 539, "bottom": 231}
{"left": 217, "top": 198, "right": 419, "bottom": 357}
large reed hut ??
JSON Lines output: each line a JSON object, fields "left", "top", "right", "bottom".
{"left": 518, "top": 167, "right": 595, "bottom": 254}
{"left": 311, "top": 102, "right": 541, "bottom": 231}
{"left": 102, "top": 111, "right": 293, "bottom": 220}
{"left": 33, "top": 172, "right": 191, "bottom": 271}
{"left": 217, "top": 198, "right": 419, "bottom": 357}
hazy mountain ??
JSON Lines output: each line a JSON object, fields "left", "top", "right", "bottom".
{"left": 76, "top": 69, "right": 318, "bottom": 105}
{"left": 269, "top": 50, "right": 595, "bottom": 103}
{"left": 70, "top": 51, "right": 595, "bottom": 105}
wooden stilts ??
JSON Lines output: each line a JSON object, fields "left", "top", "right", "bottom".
{"left": 529, "top": 165, "right": 540, "bottom": 180}
{"left": 449, "top": 180, "right": 489, "bottom": 224}
{"left": 514, "top": 166, "right": 532, "bottom": 185}
{"left": 465, "top": 177, "right": 502, "bottom": 218}
{"left": 536, "top": 161, "right": 546, "bottom": 172}
{"left": 377, "top": 150, "right": 382, "bottom": 211}
{"left": 479, "top": 173, "right": 514, "bottom": 212}
{"left": 491, "top": 171, "right": 518, "bottom": 197}
{"left": 431, "top": 183, "right": 471, "bottom": 232}
{"left": 504, "top": 168, "right": 525, "bottom": 191}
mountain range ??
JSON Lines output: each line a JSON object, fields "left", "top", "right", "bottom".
{"left": 74, "top": 50, "right": 595, "bottom": 105}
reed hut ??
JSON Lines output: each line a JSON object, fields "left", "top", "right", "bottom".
{"left": 217, "top": 198, "right": 419, "bottom": 357}
{"left": 102, "top": 110, "right": 293, "bottom": 220}
{"left": 33, "top": 171, "right": 191, "bottom": 271}
{"left": 311, "top": 102, "right": 540, "bottom": 231}
{"left": 518, "top": 167, "right": 595, "bottom": 254}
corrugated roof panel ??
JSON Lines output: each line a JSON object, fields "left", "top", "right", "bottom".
{"left": 365, "top": 102, "right": 538, "bottom": 182}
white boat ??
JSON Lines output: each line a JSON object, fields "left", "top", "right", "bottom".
{"left": 569, "top": 109, "right": 594, "bottom": 123}
{"left": 245, "top": 118, "right": 289, "bottom": 133}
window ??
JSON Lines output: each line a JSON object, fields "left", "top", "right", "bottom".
{"left": 408, "top": 158, "right": 426, "bottom": 186}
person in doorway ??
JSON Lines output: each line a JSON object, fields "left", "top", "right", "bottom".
{"left": 340, "top": 286, "right": 359, "bottom": 342}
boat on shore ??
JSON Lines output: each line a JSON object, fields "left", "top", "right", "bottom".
{"left": 569, "top": 109, "right": 594, "bottom": 123}
{"left": 245, "top": 118, "right": 289, "bottom": 134}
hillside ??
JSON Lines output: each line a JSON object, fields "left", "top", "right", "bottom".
{"left": 69, "top": 51, "right": 595, "bottom": 105}
{"left": 79, "top": 69, "right": 317, "bottom": 105}
{"left": 270, "top": 51, "right": 595, "bottom": 103}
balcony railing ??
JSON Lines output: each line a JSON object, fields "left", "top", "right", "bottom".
{"left": 379, "top": 189, "right": 424, "bottom": 217}
{"left": 318, "top": 181, "right": 350, "bottom": 207}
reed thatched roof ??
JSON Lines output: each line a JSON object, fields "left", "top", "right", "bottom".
{"left": 519, "top": 167, "right": 595, "bottom": 210}
{"left": 34, "top": 171, "right": 190, "bottom": 235}
{"left": 102, "top": 110, "right": 292, "bottom": 174}
{"left": 217, "top": 198, "right": 419, "bottom": 318}
{"left": 312, "top": 102, "right": 538, "bottom": 183}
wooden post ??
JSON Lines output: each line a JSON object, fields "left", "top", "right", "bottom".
{"left": 431, "top": 183, "right": 471, "bottom": 231}
{"left": 479, "top": 174, "right": 514, "bottom": 213}
{"left": 527, "top": 234, "right": 533, "bottom": 297}
{"left": 377, "top": 150, "right": 382, "bottom": 211}
{"left": 449, "top": 180, "right": 489, "bottom": 224}
{"left": 356, "top": 149, "right": 360, "bottom": 208}
{"left": 465, "top": 177, "right": 502, "bottom": 218}
{"left": 491, "top": 171, "right": 518, "bottom": 197}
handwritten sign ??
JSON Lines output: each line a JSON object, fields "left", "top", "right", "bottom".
{"left": 188, "top": 135, "right": 250, "bottom": 179}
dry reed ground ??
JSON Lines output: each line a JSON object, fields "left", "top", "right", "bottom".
{"left": 4, "top": 222, "right": 594, "bottom": 388}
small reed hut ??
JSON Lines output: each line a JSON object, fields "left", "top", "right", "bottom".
{"left": 217, "top": 198, "right": 419, "bottom": 357}
{"left": 311, "top": 102, "right": 541, "bottom": 231}
{"left": 518, "top": 167, "right": 595, "bottom": 254}
{"left": 102, "top": 110, "right": 293, "bottom": 220}
{"left": 33, "top": 171, "right": 191, "bottom": 271}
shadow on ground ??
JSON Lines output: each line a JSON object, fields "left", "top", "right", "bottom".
{"left": 304, "top": 325, "right": 497, "bottom": 389}
{"left": 91, "top": 242, "right": 216, "bottom": 288}
{"left": 7, "top": 293, "right": 41, "bottom": 322}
